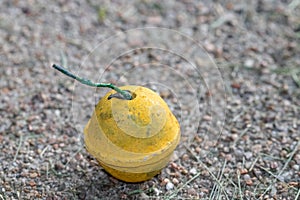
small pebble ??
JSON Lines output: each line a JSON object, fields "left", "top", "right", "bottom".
{"left": 153, "top": 187, "right": 160, "bottom": 196}
{"left": 270, "top": 186, "right": 277, "bottom": 196}
{"left": 245, "top": 162, "right": 252, "bottom": 169}
{"left": 181, "top": 168, "right": 188, "bottom": 175}
{"left": 170, "top": 162, "right": 178, "bottom": 169}
{"left": 161, "top": 178, "right": 170, "bottom": 186}
{"left": 270, "top": 162, "right": 278, "bottom": 169}
{"left": 28, "top": 180, "right": 36, "bottom": 187}
{"left": 54, "top": 109, "right": 60, "bottom": 117}
{"left": 166, "top": 182, "right": 174, "bottom": 190}
{"left": 244, "top": 59, "right": 255, "bottom": 68}
{"left": 223, "top": 146, "right": 230, "bottom": 153}
{"left": 243, "top": 174, "right": 251, "bottom": 181}
{"left": 172, "top": 178, "right": 179, "bottom": 185}
{"left": 53, "top": 143, "right": 59, "bottom": 150}
{"left": 244, "top": 152, "right": 253, "bottom": 160}
{"left": 189, "top": 168, "right": 197, "bottom": 175}
{"left": 194, "top": 136, "right": 203, "bottom": 143}
{"left": 239, "top": 168, "right": 248, "bottom": 175}
{"left": 231, "top": 82, "right": 241, "bottom": 89}
{"left": 29, "top": 172, "right": 38, "bottom": 178}
{"left": 292, "top": 165, "right": 299, "bottom": 171}
{"left": 187, "top": 188, "right": 197, "bottom": 196}
{"left": 243, "top": 174, "right": 253, "bottom": 185}
{"left": 59, "top": 143, "right": 65, "bottom": 148}
{"left": 147, "top": 16, "right": 162, "bottom": 25}
{"left": 200, "top": 188, "right": 209, "bottom": 194}
{"left": 235, "top": 149, "right": 244, "bottom": 157}
{"left": 195, "top": 147, "right": 201, "bottom": 153}
{"left": 202, "top": 115, "right": 212, "bottom": 121}
{"left": 204, "top": 42, "right": 215, "bottom": 52}
{"left": 182, "top": 154, "right": 189, "bottom": 161}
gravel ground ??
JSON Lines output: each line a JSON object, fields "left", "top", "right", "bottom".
{"left": 0, "top": 0, "right": 300, "bottom": 199}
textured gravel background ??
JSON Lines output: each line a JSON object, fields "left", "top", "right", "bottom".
{"left": 0, "top": 0, "right": 300, "bottom": 199}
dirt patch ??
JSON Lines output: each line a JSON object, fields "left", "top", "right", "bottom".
{"left": 0, "top": 0, "right": 299, "bottom": 199}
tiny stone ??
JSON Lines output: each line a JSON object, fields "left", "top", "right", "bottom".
{"left": 172, "top": 178, "right": 179, "bottom": 185}
{"left": 243, "top": 174, "right": 253, "bottom": 185}
{"left": 214, "top": 46, "right": 223, "bottom": 58}
{"left": 202, "top": 115, "right": 212, "bottom": 121}
{"left": 194, "top": 136, "right": 203, "bottom": 143}
{"left": 28, "top": 180, "right": 36, "bottom": 187}
{"left": 29, "top": 172, "right": 38, "bottom": 178}
{"left": 288, "top": 182, "right": 299, "bottom": 187}
{"left": 53, "top": 143, "right": 59, "bottom": 150}
{"left": 292, "top": 165, "right": 299, "bottom": 171}
{"left": 223, "top": 146, "right": 230, "bottom": 153}
{"left": 187, "top": 188, "right": 197, "bottom": 196}
{"left": 243, "top": 174, "right": 251, "bottom": 181}
{"left": 174, "top": 172, "right": 181, "bottom": 177}
{"left": 253, "top": 168, "right": 262, "bottom": 178}
{"left": 182, "top": 154, "right": 189, "bottom": 161}
{"left": 147, "top": 16, "right": 162, "bottom": 25}
{"left": 153, "top": 187, "right": 160, "bottom": 196}
{"left": 170, "top": 151, "right": 179, "bottom": 161}
{"left": 270, "top": 186, "right": 277, "bottom": 196}
{"left": 245, "top": 179, "right": 253, "bottom": 186}
{"left": 170, "top": 162, "right": 178, "bottom": 169}
{"left": 244, "top": 152, "right": 253, "bottom": 160}
{"left": 225, "top": 154, "right": 233, "bottom": 161}
{"left": 245, "top": 162, "right": 252, "bottom": 169}
{"left": 159, "top": 90, "right": 171, "bottom": 99}
{"left": 59, "top": 143, "right": 65, "bottom": 148}
{"left": 231, "top": 128, "right": 239, "bottom": 133}
{"left": 195, "top": 147, "right": 201, "bottom": 153}
{"left": 55, "top": 109, "right": 60, "bottom": 117}
{"left": 244, "top": 59, "right": 255, "bottom": 68}
{"left": 280, "top": 150, "right": 288, "bottom": 157}
{"left": 200, "top": 188, "right": 209, "bottom": 194}
{"left": 166, "top": 182, "right": 174, "bottom": 190}
{"left": 162, "top": 178, "right": 170, "bottom": 186}
{"left": 239, "top": 168, "right": 248, "bottom": 175}
{"left": 270, "top": 162, "right": 278, "bottom": 169}
{"left": 204, "top": 42, "right": 215, "bottom": 52}
{"left": 235, "top": 149, "right": 244, "bottom": 157}
{"left": 189, "top": 168, "right": 197, "bottom": 175}
{"left": 181, "top": 168, "right": 188, "bottom": 175}
{"left": 231, "top": 82, "right": 241, "bottom": 89}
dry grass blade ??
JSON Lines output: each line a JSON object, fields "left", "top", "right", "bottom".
{"left": 289, "top": 0, "right": 300, "bottom": 9}
{"left": 257, "top": 165, "right": 284, "bottom": 182}
{"left": 200, "top": 160, "right": 230, "bottom": 200}
{"left": 231, "top": 125, "right": 251, "bottom": 148}
{"left": 46, "top": 162, "right": 49, "bottom": 180}
{"left": 296, "top": 189, "right": 300, "bottom": 200}
{"left": 60, "top": 50, "right": 68, "bottom": 69}
{"left": 249, "top": 156, "right": 259, "bottom": 172}
{"left": 209, "top": 160, "right": 228, "bottom": 200}
{"left": 13, "top": 135, "right": 24, "bottom": 162}
{"left": 292, "top": 73, "right": 300, "bottom": 87}
{"left": 237, "top": 170, "right": 243, "bottom": 200}
{"left": 40, "top": 145, "right": 50, "bottom": 158}
{"left": 260, "top": 141, "right": 300, "bottom": 198}
{"left": 184, "top": 145, "right": 230, "bottom": 199}
{"left": 164, "top": 172, "right": 201, "bottom": 200}
{"left": 65, "top": 146, "right": 84, "bottom": 166}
